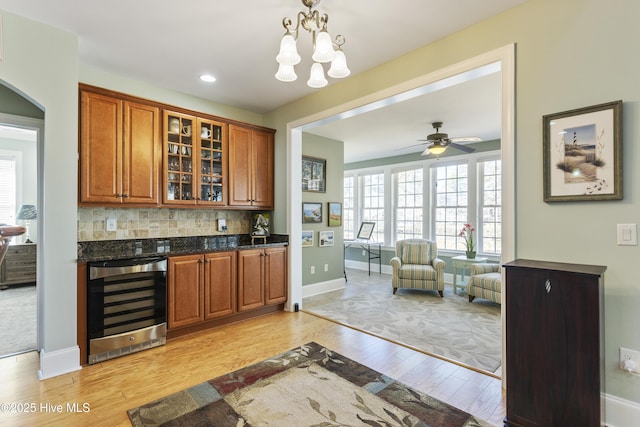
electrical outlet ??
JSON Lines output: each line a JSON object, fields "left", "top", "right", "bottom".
{"left": 620, "top": 347, "right": 640, "bottom": 373}
{"left": 106, "top": 218, "right": 117, "bottom": 232}
{"left": 362, "top": 250, "right": 366, "bottom": 256}
{"left": 310, "top": 266, "right": 315, "bottom": 274}
{"left": 324, "top": 264, "right": 329, "bottom": 272}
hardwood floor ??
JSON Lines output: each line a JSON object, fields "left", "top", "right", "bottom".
{"left": 0, "top": 291, "right": 505, "bottom": 426}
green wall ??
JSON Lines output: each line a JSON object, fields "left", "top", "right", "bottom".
{"left": 301, "top": 133, "right": 344, "bottom": 285}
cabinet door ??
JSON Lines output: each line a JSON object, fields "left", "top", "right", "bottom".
{"left": 505, "top": 267, "right": 553, "bottom": 426}
{"left": 251, "top": 130, "right": 274, "bottom": 209}
{"left": 123, "top": 101, "right": 160, "bottom": 204}
{"left": 197, "top": 119, "right": 227, "bottom": 205}
{"left": 80, "top": 91, "right": 123, "bottom": 203}
{"left": 204, "top": 251, "right": 236, "bottom": 319}
{"left": 237, "top": 249, "right": 265, "bottom": 311}
{"left": 228, "top": 125, "right": 252, "bottom": 206}
{"left": 164, "top": 112, "right": 196, "bottom": 205}
{"left": 168, "top": 255, "right": 204, "bottom": 329}
{"left": 265, "top": 246, "right": 287, "bottom": 305}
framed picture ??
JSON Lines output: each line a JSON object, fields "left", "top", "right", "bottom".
{"left": 301, "top": 230, "right": 314, "bottom": 247}
{"left": 328, "top": 202, "right": 342, "bottom": 227}
{"left": 319, "top": 230, "right": 335, "bottom": 247}
{"left": 543, "top": 100, "right": 622, "bottom": 202}
{"left": 302, "top": 156, "right": 326, "bottom": 192}
{"left": 302, "top": 202, "right": 323, "bottom": 223}
{"left": 357, "top": 222, "right": 375, "bottom": 240}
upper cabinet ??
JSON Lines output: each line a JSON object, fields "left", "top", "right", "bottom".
{"left": 228, "top": 125, "right": 274, "bottom": 209}
{"left": 78, "top": 85, "right": 275, "bottom": 209}
{"left": 79, "top": 89, "right": 161, "bottom": 205}
{"left": 163, "top": 111, "right": 228, "bottom": 205}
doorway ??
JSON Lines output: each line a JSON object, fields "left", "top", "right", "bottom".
{"left": 0, "top": 111, "right": 43, "bottom": 358}
{"left": 287, "top": 45, "right": 515, "bottom": 381}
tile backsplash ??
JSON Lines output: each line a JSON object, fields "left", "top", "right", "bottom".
{"left": 78, "top": 207, "right": 253, "bottom": 241}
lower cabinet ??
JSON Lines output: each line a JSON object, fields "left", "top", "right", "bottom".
{"left": 168, "top": 251, "right": 237, "bottom": 329}
{"left": 238, "top": 246, "right": 287, "bottom": 311}
{"left": 168, "top": 246, "right": 286, "bottom": 331}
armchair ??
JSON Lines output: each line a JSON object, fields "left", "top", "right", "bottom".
{"left": 390, "top": 239, "right": 445, "bottom": 297}
{"left": 467, "top": 263, "right": 501, "bottom": 304}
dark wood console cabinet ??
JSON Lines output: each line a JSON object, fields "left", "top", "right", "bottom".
{"left": 503, "top": 259, "right": 606, "bottom": 427}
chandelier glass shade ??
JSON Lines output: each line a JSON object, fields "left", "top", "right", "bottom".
{"left": 275, "top": 0, "right": 350, "bottom": 88}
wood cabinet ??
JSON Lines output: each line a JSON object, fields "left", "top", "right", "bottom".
{"left": 80, "top": 89, "right": 160, "bottom": 205}
{"left": 238, "top": 246, "right": 287, "bottom": 312}
{"left": 163, "top": 111, "right": 228, "bottom": 205}
{"left": 167, "top": 251, "right": 237, "bottom": 329}
{"left": 0, "top": 244, "right": 36, "bottom": 287}
{"left": 228, "top": 125, "right": 274, "bottom": 209}
{"left": 503, "top": 259, "right": 606, "bottom": 427}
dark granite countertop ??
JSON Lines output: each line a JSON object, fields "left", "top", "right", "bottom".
{"left": 77, "top": 234, "right": 288, "bottom": 263}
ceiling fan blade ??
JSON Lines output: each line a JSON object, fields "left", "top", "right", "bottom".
{"left": 394, "top": 142, "right": 428, "bottom": 151}
{"left": 449, "top": 142, "right": 476, "bottom": 153}
{"left": 450, "top": 136, "right": 482, "bottom": 143}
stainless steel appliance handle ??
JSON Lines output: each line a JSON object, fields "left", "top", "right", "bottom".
{"left": 89, "top": 259, "right": 167, "bottom": 280}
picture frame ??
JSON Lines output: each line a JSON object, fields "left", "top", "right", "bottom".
{"left": 319, "top": 230, "right": 335, "bottom": 247}
{"left": 302, "top": 156, "right": 326, "bottom": 192}
{"left": 328, "top": 202, "right": 342, "bottom": 227}
{"left": 302, "top": 202, "right": 323, "bottom": 224}
{"left": 356, "top": 221, "right": 375, "bottom": 240}
{"left": 301, "top": 230, "right": 314, "bottom": 247}
{"left": 543, "top": 100, "right": 622, "bottom": 202}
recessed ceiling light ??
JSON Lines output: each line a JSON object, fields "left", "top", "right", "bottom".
{"left": 200, "top": 74, "right": 216, "bottom": 83}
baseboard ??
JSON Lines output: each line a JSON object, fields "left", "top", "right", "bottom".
{"left": 605, "top": 393, "right": 640, "bottom": 427}
{"left": 302, "top": 277, "right": 346, "bottom": 298}
{"left": 38, "top": 346, "right": 82, "bottom": 380}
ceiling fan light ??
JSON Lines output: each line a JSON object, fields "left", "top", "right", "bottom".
{"left": 275, "top": 63, "right": 298, "bottom": 82}
{"left": 307, "top": 62, "right": 328, "bottom": 88}
{"left": 276, "top": 34, "right": 301, "bottom": 66}
{"left": 427, "top": 144, "right": 448, "bottom": 155}
{"left": 327, "top": 49, "right": 350, "bottom": 78}
{"left": 312, "top": 30, "right": 337, "bottom": 63}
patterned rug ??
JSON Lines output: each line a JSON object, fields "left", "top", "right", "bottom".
{"left": 305, "top": 289, "right": 502, "bottom": 373}
{"left": 128, "top": 342, "right": 492, "bottom": 426}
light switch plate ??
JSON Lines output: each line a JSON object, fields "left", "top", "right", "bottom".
{"left": 617, "top": 224, "right": 637, "bottom": 246}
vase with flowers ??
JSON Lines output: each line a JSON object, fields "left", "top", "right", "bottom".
{"left": 459, "top": 223, "right": 476, "bottom": 258}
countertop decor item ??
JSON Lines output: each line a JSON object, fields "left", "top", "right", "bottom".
{"left": 16, "top": 205, "right": 37, "bottom": 243}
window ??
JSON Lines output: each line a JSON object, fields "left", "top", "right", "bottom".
{"left": 0, "top": 155, "right": 17, "bottom": 224}
{"left": 394, "top": 168, "right": 423, "bottom": 240}
{"left": 343, "top": 176, "right": 355, "bottom": 240}
{"left": 344, "top": 152, "right": 501, "bottom": 255}
{"left": 433, "top": 163, "right": 468, "bottom": 251}
{"left": 479, "top": 159, "right": 502, "bottom": 254}
{"left": 361, "top": 172, "right": 384, "bottom": 243}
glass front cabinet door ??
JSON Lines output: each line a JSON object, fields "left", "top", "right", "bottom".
{"left": 163, "top": 111, "right": 227, "bottom": 205}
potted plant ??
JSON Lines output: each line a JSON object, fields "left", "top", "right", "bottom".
{"left": 459, "top": 223, "right": 476, "bottom": 258}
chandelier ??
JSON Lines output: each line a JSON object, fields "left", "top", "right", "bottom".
{"left": 275, "top": 0, "right": 350, "bottom": 88}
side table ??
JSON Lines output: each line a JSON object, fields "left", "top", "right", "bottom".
{"left": 452, "top": 255, "right": 487, "bottom": 294}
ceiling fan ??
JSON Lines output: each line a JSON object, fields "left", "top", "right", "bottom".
{"left": 418, "top": 121, "right": 480, "bottom": 156}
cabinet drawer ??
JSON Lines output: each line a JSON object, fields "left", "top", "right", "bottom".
{"left": 1, "top": 244, "right": 37, "bottom": 285}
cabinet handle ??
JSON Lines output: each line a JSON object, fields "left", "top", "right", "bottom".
{"left": 115, "top": 193, "right": 122, "bottom": 198}
{"left": 545, "top": 279, "right": 552, "bottom": 294}
{"left": 123, "top": 194, "right": 130, "bottom": 198}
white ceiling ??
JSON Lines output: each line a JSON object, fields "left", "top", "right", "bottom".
{"left": 0, "top": 0, "right": 523, "bottom": 162}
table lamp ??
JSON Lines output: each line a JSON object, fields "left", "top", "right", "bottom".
{"left": 16, "top": 204, "right": 37, "bottom": 244}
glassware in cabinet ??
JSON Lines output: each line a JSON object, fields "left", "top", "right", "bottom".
{"left": 165, "top": 113, "right": 195, "bottom": 203}
{"left": 197, "top": 119, "right": 226, "bottom": 204}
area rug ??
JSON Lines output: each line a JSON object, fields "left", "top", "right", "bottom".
{"left": 0, "top": 284, "right": 37, "bottom": 357}
{"left": 128, "top": 342, "right": 492, "bottom": 426}
{"left": 305, "top": 290, "right": 501, "bottom": 373}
